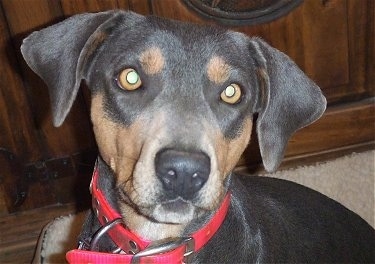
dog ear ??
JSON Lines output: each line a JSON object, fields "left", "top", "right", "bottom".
{"left": 249, "top": 37, "right": 327, "bottom": 172}
{"left": 21, "top": 11, "right": 140, "bottom": 127}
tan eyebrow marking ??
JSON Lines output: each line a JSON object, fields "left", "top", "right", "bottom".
{"left": 206, "top": 56, "right": 232, "bottom": 84}
{"left": 139, "top": 46, "right": 165, "bottom": 75}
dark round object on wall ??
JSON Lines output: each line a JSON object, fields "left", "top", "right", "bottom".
{"left": 183, "top": 0, "right": 304, "bottom": 25}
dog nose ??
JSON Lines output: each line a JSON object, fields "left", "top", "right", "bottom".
{"left": 155, "top": 149, "right": 210, "bottom": 199}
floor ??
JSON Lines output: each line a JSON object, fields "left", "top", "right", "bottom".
{"left": 0, "top": 204, "right": 77, "bottom": 263}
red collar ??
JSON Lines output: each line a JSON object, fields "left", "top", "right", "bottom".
{"left": 66, "top": 165, "right": 231, "bottom": 263}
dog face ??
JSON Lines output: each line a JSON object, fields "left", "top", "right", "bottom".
{"left": 21, "top": 11, "right": 326, "bottom": 225}
{"left": 88, "top": 17, "right": 258, "bottom": 224}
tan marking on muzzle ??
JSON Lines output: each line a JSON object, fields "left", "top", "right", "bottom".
{"left": 214, "top": 118, "right": 253, "bottom": 178}
{"left": 197, "top": 118, "right": 253, "bottom": 211}
{"left": 139, "top": 46, "right": 165, "bottom": 75}
{"left": 91, "top": 94, "right": 177, "bottom": 240}
{"left": 206, "top": 56, "right": 231, "bottom": 84}
{"left": 90, "top": 94, "right": 144, "bottom": 183}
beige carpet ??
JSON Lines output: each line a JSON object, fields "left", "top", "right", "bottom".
{"left": 33, "top": 151, "right": 375, "bottom": 263}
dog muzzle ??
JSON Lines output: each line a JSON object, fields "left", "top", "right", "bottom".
{"left": 66, "top": 164, "right": 231, "bottom": 264}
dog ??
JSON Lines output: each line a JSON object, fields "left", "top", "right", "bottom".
{"left": 21, "top": 10, "right": 374, "bottom": 263}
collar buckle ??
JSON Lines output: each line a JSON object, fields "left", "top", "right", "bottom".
{"left": 131, "top": 237, "right": 195, "bottom": 264}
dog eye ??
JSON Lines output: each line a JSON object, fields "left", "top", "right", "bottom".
{"left": 220, "top": 83, "right": 242, "bottom": 104}
{"left": 117, "top": 68, "right": 142, "bottom": 90}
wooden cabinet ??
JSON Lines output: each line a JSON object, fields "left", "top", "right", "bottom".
{"left": 0, "top": 0, "right": 373, "bottom": 212}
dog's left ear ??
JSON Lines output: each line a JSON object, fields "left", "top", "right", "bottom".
{"left": 249, "top": 38, "right": 327, "bottom": 172}
{"left": 21, "top": 11, "right": 143, "bottom": 127}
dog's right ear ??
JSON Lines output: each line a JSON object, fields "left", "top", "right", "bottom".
{"left": 248, "top": 38, "right": 326, "bottom": 172}
{"left": 21, "top": 11, "right": 142, "bottom": 127}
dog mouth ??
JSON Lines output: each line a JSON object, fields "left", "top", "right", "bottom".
{"left": 140, "top": 199, "right": 198, "bottom": 225}
{"left": 118, "top": 186, "right": 199, "bottom": 224}
{"left": 160, "top": 198, "right": 191, "bottom": 213}
{"left": 152, "top": 197, "right": 197, "bottom": 224}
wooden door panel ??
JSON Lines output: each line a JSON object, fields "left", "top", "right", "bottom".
{"left": 152, "top": 0, "right": 207, "bottom": 23}
{"left": 285, "top": 100, "right": 375, "bottom": 156}
{"left": 238, "top": 99, "right": 375, "bottom": 167}
{"left": 268, "top": 4, "right": 305, "bottom": 69}
{"left": 128, "top": 0, "right": 152, "bottom": 15}
{"left": 300, "top": 0, "right": 349, "bottom": 89}
{"left": 367, "top": 0, "right": 375, "bottom": 95}
{"left": 0, "top": 0, "right": 98, "bottom": 211}
{"left": 60, "top": 0, "right": 123, "bottom": 15}
{"left": 0, "top": 4, "right": 41, "bottom": 161}
{"left": 347, "top": 0, "right": 367, "bottom": 90}
{"left": 2, "top": 0, "right": 96, "bottom": 158}
{"left": 0, "top": 3, "right": 50, "bottom": 212}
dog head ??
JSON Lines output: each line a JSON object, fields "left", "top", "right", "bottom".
{"left": 21, "top": 11, "right": 326, "bottom": 226}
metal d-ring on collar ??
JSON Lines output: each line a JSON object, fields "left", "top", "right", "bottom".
{"left": 81, "top": 217, "right": 129, "bottom": 252}
{"left": 131, "top": 236, "right": 195, "bottom": 264}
